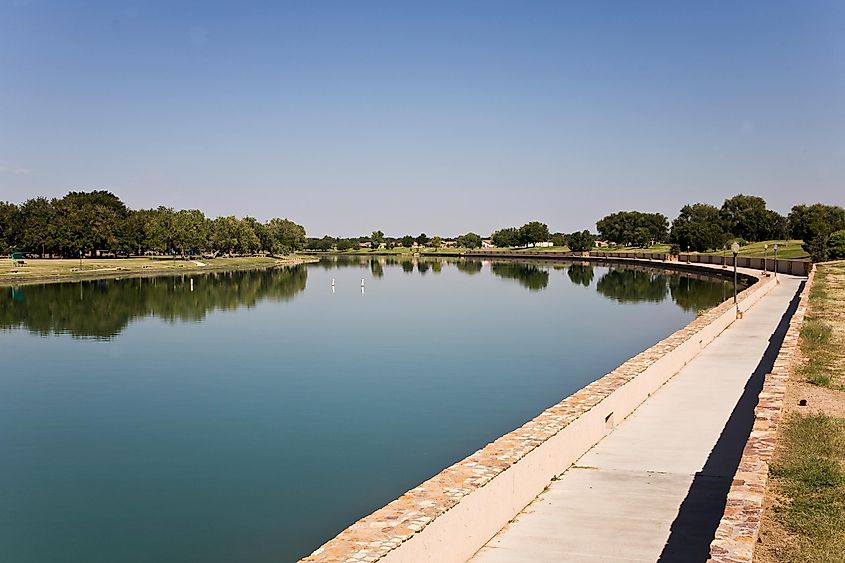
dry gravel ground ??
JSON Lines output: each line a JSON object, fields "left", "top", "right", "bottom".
{"left": 756, "top": 262, "right": 845, "bottom": 563}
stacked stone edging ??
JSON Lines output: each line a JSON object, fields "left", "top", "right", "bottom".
{"left": 302, "top": 269, "right": 777, "bottom": 563}
{"left": 708, "top": 267, "right": 815, "bottom": 562}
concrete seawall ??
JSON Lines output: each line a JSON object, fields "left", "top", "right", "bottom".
{"left": 302, "top": 264, "right": 781, "bottom": 563}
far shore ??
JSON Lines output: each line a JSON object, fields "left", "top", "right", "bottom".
{"left": 0, "top": 255, "right": 316, "bottom": 287}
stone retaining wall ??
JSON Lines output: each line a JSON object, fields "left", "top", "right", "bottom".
{"left": 708, "top": 267, "right": 815, "bottom": 562}
{"left": 302, "top": 267, "right": 780, "bottom": 563}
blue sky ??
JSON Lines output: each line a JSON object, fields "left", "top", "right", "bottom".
{"left": 1, "top": 1, "right": 843, "bottom": 236}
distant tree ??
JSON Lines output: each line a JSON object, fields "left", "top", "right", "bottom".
{"left": 719, "top": 194, "right": 785, "bottom": 242}
{"left": 401, "top": 235, "right": 414, "bottom": 248}
{"left": 550, "top": 233, "right": 566, "bottom": 247}
{"left": 431, "top": 236, "right": 442, "bottom": 249}
{"left": 336, "top": 239, "right": 357, "bottom": 251}
{"left": 788, "top": 204, "right": 845, "bottom": 261}
{"left": 669, "top": 203, "right": 727, "bottom": 252}
{"left": 415, "top": 232, "right": 429, "bottom": 246}
{"left": 518, "top": 221, "right": 550, "bottom": 246}
{"left": 788, "top": 204, "right": 845, "bottom": 241}
{"left": 566, "top": 230, "right": 595, "bottom": 252}
{"left": 0, "top": 201, "right": 22, "bottom": 252}
{"left": 268, "top": 218, "right": 306, "bottom": 254}
{"left": 596, "top": 211, "right": 668, "bottom": 246}
{"left": 370, "top": 230, "right": 385, "bottom": 249}
{"left": 491, "top": 227, "right": 520, "bottom": 248}
{"left": 20, "top": 197, "right": 59, "bottom": 256}
{"left": 456, "top": 232, "right": 482, "bottom": 249}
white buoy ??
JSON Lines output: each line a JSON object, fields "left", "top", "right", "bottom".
{"left": 331, "top": 278, "right": 335, "bottom": 286}
{"left": 190, "top": 278, "right": 194, "bottom": 292}
{"left": 361, "top": 278, "right": 365, "bottom": 287}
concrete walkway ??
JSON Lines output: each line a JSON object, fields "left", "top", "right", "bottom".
{"left": 471, "top": 275, "right": 803, "bottom": 563}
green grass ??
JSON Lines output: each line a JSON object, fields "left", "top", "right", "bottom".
{"left": 799, "top": 263, "right": 845, "bottom": 390}
{"left": 591, "top": 244, "right": 672, "bottom": 253}
{"left": 0, "top": 256, "right": 304, "bottom": 286}
{"left": 770, "top": 413, "right": 845, "bottom": 562}
{"left": 702, "top": 240, "right": 809, "bottom": 260}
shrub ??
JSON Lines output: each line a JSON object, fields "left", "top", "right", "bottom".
{"left": 826, "top": 230, "right": 845, "bottom": 260}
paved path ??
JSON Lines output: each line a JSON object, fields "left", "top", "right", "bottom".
{"left": 471, "top": 275, "right": 803, "bottom": 563}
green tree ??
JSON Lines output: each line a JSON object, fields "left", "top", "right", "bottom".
{"left": 491, "top": 227, "right": 520, "bottom": 248}
{"left": 566, "top": 230, "right": 595, "bottom": 252}
{"left": 401, "top": 235, "right": 414, "bottom": 248}
{"left": 827, "top": 230, "right": 845, "bottom": 260}
{"left": 370, "top": 230, "right": 385, "bottom": 249}
{"left": 0, "top": 201, "right": 22, "bottom": 252}
{"left": 518, "top": 221, "right": 550, "bottom": 246}
{"left": 669, "top": 203, "right": 727, "bottom": 252}
{"left": 596, "top": 211, "right": 668, "bottom": 246}
{"left": 268, "top": 218, "right": 306, "bottom": 254}
{"left": 456, "top": 232, "right": 482, "bottom": 248}
{"left": 20, "top": 197, "right": 58, "bottom": 256}
{"left": 415, "top": 233, "right": 429, "bottom": 246}
{"left": 431, "top": 236, "right": 442, "bottom": 249}
{"left": 720, "top": 194, "right": 786, "bottom": 242}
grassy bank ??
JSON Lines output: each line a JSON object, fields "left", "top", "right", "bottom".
{"left": 768, "top": 413, "right": 845, "bottom": 562}
{"left": 799, "top": 262, "right": 845, "bottom": 390}
{"left": 757, "top": 261, "right": 845, "bottom": 562}
{"left": 0, "top": 255, "right": 311, "bottom": 286}
{"left": 702, "top": 240, "right": 809, "bottom": 260}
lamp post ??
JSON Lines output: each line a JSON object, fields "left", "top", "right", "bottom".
{"left": 763, "top": 244, "right": 768, "bottom": 276}
{"left": 774, "top": 243, "right": 779, "bottom": 283}
{"left": 722, "top": 244, "right": 727, "bottom": 268}
{"left": 732, "top": 242, "right": 740, "bottom": 317}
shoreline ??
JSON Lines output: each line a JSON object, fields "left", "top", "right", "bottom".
{"left": 0, "top": 255, "right": 317, "bottom": 287}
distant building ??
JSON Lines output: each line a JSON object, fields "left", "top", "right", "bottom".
{"left": 594, "top": 240, "right": 610, "bottom": 248}
{"left": 359, "top": 241, "right": 371, "bottom": 248}
{"left": 481, "top": 239, "right": 495, "bottom": 248}
{"left": 442, "top": 239, "right": 458, "bottom": 247}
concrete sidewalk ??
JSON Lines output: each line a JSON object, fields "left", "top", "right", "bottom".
{"left": 471, "top": 276, "right": 803, "bottom": 563}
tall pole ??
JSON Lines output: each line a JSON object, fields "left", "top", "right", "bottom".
{"left": 722, "top": 244, "right": 727, "bottom": 268}
{"left": 763, "top": 244, "right": 768, "bottom": 275}
{"left": 732, "top": 241, "right": 740, "bottom": 318}
{"left": 774, "top": 243, "right": 779, "bottom": 283}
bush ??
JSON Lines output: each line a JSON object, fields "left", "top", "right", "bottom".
{"left": 669, "top": 244, "right": 681, "bottom": 256}
{"left": 827, "top": 230, "right": 845, "bottom": 260}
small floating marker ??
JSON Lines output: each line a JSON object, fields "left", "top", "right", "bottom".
{"left": 361, "top": 278, "right": 365, "bottom": 287}
{"left": 190, "top": 278, "right": 194, "bottom": 292}
{"left": 331, "top": 278, "right": 335, "bottom": 286}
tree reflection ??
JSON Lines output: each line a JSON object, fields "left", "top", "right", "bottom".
{"left": 567, "top": 264, "right": 594, "bottom": 287}
{"left": 490, "top": 263, "right": 549, "bottom": 291}
{"left": 596, "top": 269, "right": 669, "bottom": 303}
{"left": 454, "top": 260, "right": 482, "bottom": 275}
{"left": 1, "top": 266, "right": 307, "bottom": 340}
{"left": 669, "top": 276, "right": 730, "bottom": 312}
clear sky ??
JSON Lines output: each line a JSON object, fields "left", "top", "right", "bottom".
{"left": 1, "top": 1, "right": 843, "bottom": 237}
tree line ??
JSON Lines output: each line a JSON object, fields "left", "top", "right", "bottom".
{"left": 595, "top": 194, "right": 845, "bottom": 262}
{"left": 0, "top": 191, "right": 306, "bottom": 257}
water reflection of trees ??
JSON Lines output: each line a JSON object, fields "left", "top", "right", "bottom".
{"left": 669, "top": 276, "right": 729, "bottom": 312}
{"left": 567, "top": 264, "right": 594, "bottom": 287}
{"left": 596, "top": 269, "right": 670, "bottom": 303}
{"left": 1, "top": 266, "right": 307, "bottom": 340}
{"left": 490, "top": 263, "right": 549, "bottom": 291}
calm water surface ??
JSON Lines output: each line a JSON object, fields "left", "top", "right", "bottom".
{"left": 0, "top": 257, "right": 736, "bottom": 562}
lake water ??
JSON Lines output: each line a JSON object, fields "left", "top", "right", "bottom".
{"left": 0, "top": 257, "right": 736, "bottom": 562}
